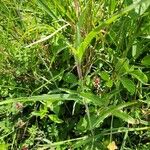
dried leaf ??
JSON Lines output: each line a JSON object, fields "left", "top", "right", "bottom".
{"left": 107, "top": 141, "right": 118, "bottom": 150}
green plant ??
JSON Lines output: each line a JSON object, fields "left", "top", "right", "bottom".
{"left": 0, "top": 0, "right": 150, "bottom": 149}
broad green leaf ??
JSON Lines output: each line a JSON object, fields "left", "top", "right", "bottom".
{"left": 112, "top": 110, "right": 136, "bottom": 124}
{"left": 141, "top": 55, "right": 150, "bottom": 66}
{"left": 130, "top": 69, "right": 148, "bottom": 83}
{"left": 106, "top": 80, "right": 113, "bottom": 88}
{"left": 120, "top": 77, "right": 135, "bottom": 95}
{"left": 100, "top": 71, "right": 110, "bottom": 81}
{"left": 0, "top": 144, "right": 8, "bottom": 150}
{"left": 48, "top": 114, "right": 63, "bottom": 123}
{"left": 142, "top": 35, "right": 150, "bottom": 39}
{"left": 31, "top": 111, "right": 43, "bottom": 118}
{"left": 31, "top": 106, "right": 48, "bottom": 119}
{"left": 63, "top": 72, "right": 77, "bottom": 83}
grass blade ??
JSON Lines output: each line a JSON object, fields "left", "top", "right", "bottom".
{"left": 25, "top": 23, "right": 69, "bottom": 48}
{"left": 76, "top": 0, "right": 150, "bottom": 63}
{"left": 112, "top": 110, "right": 136, "bottom": 124}
{"left": 92, "top": 101, "right": 138, "bottom": 129}
{"left": 0, "top": 93, "right": 81, "bottom": 105}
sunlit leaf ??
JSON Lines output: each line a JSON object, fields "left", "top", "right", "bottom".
{"left": 133, "top": 0, "right": 150, "bottom": 15}
{"left": 76, "top": 0, "right": 149, "bottom": 63}
{"left": 115, "top": 58, "right": 130, "bottom": 74}
{"left": 0, "top": 144, "right": 9, "bottom": 150}
{"left": 79, "top": 92, "right": 109, "bottom": 106}
{"left": 100, "top": 71, "right": 110, "bottom": 81}
{"left": 36, "top": 0, "right": 57, "bottom": 19}
{"left": 63, "top": 72, "right": 77, "bottom": 83}
{"left": 120, "top": 77, "right": 135, "bottom": 95}
{"left": 106, "top": 80, "right": 113, "bottom": 88}
{"left": 48, "top": 114, "right": 63, "bottom": 123}
{"left": 130, "top": 69, "right": 148, "bottom": 84}
{"left": 0, "top": 94, "right": 81, "bottom": 105}
{"left": 107, "top": 141, "right": 118, "bottom": 150}
{"left": 141, "top": 55, "right": 150, "bottom": 66}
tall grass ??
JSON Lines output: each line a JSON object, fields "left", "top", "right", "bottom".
{"left": 0, "top": 0, "right": 150, "bottom": 149}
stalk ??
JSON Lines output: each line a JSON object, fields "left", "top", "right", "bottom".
{"left": 76, "top": 62, "right": 83, "bottom": 80}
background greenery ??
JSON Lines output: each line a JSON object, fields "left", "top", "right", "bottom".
{"left": 0, "top": 0, "right": 150, "bottom": 149}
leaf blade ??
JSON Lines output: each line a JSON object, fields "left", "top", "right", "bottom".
{"left": 112, "top": 110, "right": 136, "bottom": 124}
{"left": 120, "top": 77, "right": 135, "bottom": 95}
{"left": 141, "top": 55, "right": 150, "bottom": 66}
{"left": 130, "top": 69, "right": 148, "bottom": 84}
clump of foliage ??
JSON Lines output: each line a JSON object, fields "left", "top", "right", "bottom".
{"left": 0, "top": 0, "right": 150, "bottom": 149}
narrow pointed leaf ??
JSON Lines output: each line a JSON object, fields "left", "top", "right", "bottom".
{"left": 36, "top": 0, "right": 57, "bottom": 19}
{"left": 79, "top": 92, "right": 110, "bottom": 106}
{"left": 0, "top": 94, "right": 81, "bottom": 106}
{"left": 76, "top": 0, "right": 149, "bottom": 63}
{"left": 92, "top": 102, "right": 137, "bottom": 129}
{"left": 26, "top": 24, "right": 69, "bottom": 48}
{"left": 112, "top": 110, "right": 136, "bottom": 124}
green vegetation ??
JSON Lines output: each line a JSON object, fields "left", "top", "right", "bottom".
{"left": 0, "top": 0, "right": 150, "bottom": 149}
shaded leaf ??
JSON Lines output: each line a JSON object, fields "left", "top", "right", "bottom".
{"left": 139, "top": 98, "right": 150, "bottom": 105}
{"left": 63, "top": 72, "right": 77, "bottom": 83}
{"left": 76, "top": 117, "right": 88, "bottom": 132}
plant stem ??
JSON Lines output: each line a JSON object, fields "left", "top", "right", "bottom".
{"left": 76, "top": 62, "right": 83, "bottom": 79}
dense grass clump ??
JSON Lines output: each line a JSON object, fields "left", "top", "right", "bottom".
{"left": 0, "top": 0, "right": 150, "bottom": 149}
